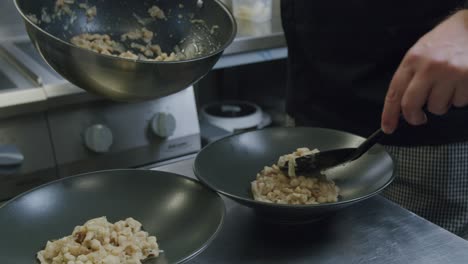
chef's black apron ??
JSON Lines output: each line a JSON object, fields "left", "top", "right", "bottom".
{"left": 281, "top": 0, "right": 468, "bottom": 237}
{"left": 281, "top": 0, "right": 468, "bottom": 146}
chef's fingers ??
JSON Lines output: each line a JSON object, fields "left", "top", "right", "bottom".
{"left": 452, "top": 78, "right": 468, "bottom": 107}
{"left": 400, "top": 72, "right": 432, "bottom": 126}
{"left": 426, "top": 81, "right": 456, "bottom": 115}
{"left": 381, "top": 66, "right": 414, "bottom": 134}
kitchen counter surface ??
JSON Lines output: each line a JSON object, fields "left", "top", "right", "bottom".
{"left": 152, "top": 156, "right": 468, "bottom": 264}
{"left": 223, "top": 11, "right": 285, "bottom": 55}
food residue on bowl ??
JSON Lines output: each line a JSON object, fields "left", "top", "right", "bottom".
{"left": 251, "top": 148, "right": 340, "bottom": 205}
{"left": 119, "top": 51, "right": 139, "bottom": 60}
{"left": 71, "top": 32, "right": 189, "bottom": 62}
{"left": 55, "top": 0, "right": 75, "bottom": 18}
{"left": 78, "top": 3, "right": 97, "bottom": 22}
{"left": 41, "top": 8, "right": 52, "bottom": 23}
{"left": 36, "top": 216, "right": 161, "bottom": 264}
{"left": 148, "top": 5, "right": 166, "bottom": 20}
{"left": 210, "top": 25, "right": 220, "bottom": 34}
{"left": 133, "top": 13, "right": 153, "bottom": 26}
{"left": 71, "top": 33, "right": 125, "bottom": 55}
{"left": 26, "top": 1, "right": 219, "bottom": 62}
{"left": 28, "top": 0, "right": 88, "bottom": 25}
{"left": 27, "top": 14, "right": 40, "bottom": 25}
{"left": 121, "top": 28, "right": 154, "bottom": 43}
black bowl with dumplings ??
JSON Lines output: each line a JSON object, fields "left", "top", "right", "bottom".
{"left": 0, "top": 170, "right": 225, "bottom": 263}
{"left": 194, "top": 127, "right": 396, "bottom": 224}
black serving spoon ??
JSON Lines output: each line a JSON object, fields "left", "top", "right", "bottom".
{"left": 279, "top": 116, "right": 408, "bottom": 175}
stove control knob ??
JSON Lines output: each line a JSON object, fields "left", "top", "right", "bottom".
{"left": 84, "top": 124, "right": 113, "bottom": 153}
{"left": 151, "top": 112, "right": 176, "bottom": 138}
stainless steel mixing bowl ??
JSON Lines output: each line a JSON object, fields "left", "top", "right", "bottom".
{"left": 14, "top": 0, "right": 236, "bottom": 101}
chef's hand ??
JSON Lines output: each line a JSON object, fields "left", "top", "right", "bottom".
{"left": 381, "top": 9, "right": 468, "bottom": 134}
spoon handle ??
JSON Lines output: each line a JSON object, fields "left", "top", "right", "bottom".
{"left": 349, "top": 115, "right": 407, "bottom": 161}
{"left": 348, "top": 129, "right": 385, "bottom": 161}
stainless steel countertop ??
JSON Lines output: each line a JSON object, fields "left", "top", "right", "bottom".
{"left": 152, "top": 157, "right": 468, "bottom": 264}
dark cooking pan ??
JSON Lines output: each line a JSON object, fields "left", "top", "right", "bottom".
{"left": 0, "top": 169, "right": 225, "bottom": 264}
{"left": 14, "top": 0, "right": 236, "bottom": 101}
{"left": 194, "top": 127, "right": 396, "bottom": 224}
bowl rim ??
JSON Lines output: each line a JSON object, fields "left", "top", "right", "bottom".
{"left": 193, "top": 126, "right": 398, "bottom": 209}
{"left": 0, "top": 168, "right": 226, "bottom": 264}
{"left": 13, "top": 0, "right": 237, "bottom": 65}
